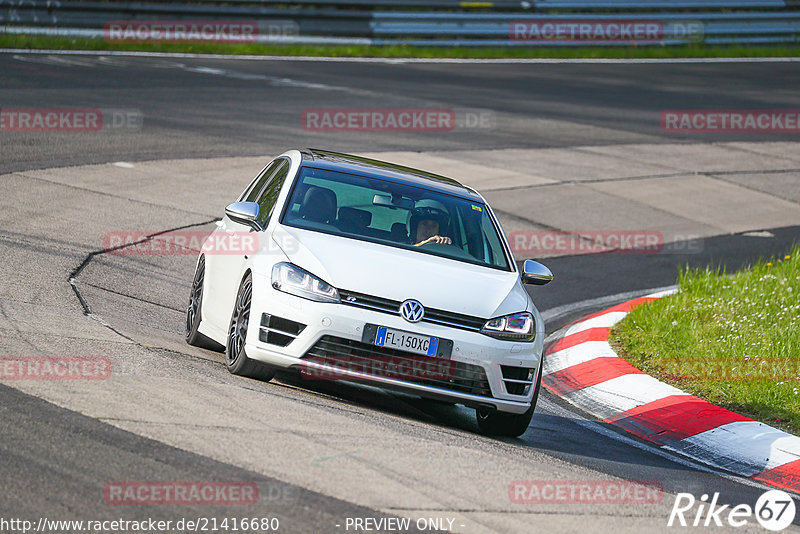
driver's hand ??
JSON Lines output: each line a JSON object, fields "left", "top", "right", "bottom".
{"left": 421, "top": 235, "right": 451, "bottom": 245}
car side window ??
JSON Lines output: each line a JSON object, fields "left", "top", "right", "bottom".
{"left": 255, "top": 160, "right": 290, "bottom": 228}
{"left": 480, "top": 214, "right": 507, "bottom": 268}
{"left": 242, "top": 159, "right": 284, "bottom": 203}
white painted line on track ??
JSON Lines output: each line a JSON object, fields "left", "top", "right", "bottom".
{"left": 541, "top": 285, "right": 678, "bottom": 327}
{"left": 2, "top": 48, "right": 800, "bottom": 64}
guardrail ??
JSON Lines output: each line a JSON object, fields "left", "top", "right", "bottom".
{"left": 1, "top": 0, "right": 798, "bottom": 46}
{"left": 373, "top": 11, "right": 800, "bottom": 45}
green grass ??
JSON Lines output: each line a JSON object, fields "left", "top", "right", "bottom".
{"left": 2, "top": 33, "right": 800, "bottom": 58}
{"left": 611, "top": 246, "right": 800, "bottom": 434}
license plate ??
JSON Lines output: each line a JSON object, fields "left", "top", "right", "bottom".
{"left": 375, "top": 326, "right": 439, "bottom": 357}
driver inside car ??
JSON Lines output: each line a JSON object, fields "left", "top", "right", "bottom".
{"left": 409, "top": 200, "right": 452, "bottom": 246}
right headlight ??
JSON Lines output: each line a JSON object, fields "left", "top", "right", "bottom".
{"left": 481, "top": 311, "right": 535, "bottom": 342}
{"left": 271, "top": 262, "right": 340, "bottom": 303}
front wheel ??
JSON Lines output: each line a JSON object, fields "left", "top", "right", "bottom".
{"left": 185, "top": 256, "right": 223, "bottom": 351}
{"left": 475, "top": 365, "right": 542, "bottom": 437}
{"left": 225, "top": 273, "right": 276, "bottom": 381}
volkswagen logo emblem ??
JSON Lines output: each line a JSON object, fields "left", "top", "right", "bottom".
{"left": 399, "top": 299, "right": 424, "bottom": 323}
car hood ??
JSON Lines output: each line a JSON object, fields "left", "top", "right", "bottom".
{"left": 272, "top": 225, "right": 530, "bottom": 319}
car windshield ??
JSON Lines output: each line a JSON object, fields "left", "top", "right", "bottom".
{"left": 280, "top": 166, "right": 511, "bottom": 271}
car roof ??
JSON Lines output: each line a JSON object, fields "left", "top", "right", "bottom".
{"left": 300, "top": 149, "right": 483, "bottom": 202}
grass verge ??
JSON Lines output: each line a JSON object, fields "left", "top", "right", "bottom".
{"left": 2, "top": 34, "right": 800, "bottom": 59}
{"left": 610, "top": 246, "right": 800, "bottom": 434}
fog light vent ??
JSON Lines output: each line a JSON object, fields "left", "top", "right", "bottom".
{"left": 259, "top": 314, "right": 306, "bottom": 347}
{"left": 500, "top": 365, "right": 535, "bottom": 396}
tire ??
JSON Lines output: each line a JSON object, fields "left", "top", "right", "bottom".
{"left": 225, "top": 273, "right": 276, "bottom": 381}
{"left": 475, "top": 364, "right": 542, "bottom": 437}
{"left": 185, "top": 256, "right": 223, "bottom": 351}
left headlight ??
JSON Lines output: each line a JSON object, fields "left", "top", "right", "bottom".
{"left": 271, "top": 262, "right": 340, "bottom": 303}
{"left": 481, "top": 311, "right": 535, "bottom": 342}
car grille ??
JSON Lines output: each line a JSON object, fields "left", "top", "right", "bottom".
{"left": 301, "top": 336, "right": 492, "bottom": 398}
{"left": 338, "top": 289, "right": 486, "bottom": 333}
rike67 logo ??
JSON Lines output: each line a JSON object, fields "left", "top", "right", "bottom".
{"left": 668, "top": 490, "right": 796, "bottom": 531}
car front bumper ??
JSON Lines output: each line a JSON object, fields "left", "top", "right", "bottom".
{"left": 246, "top": 284, "right": 545, "bottom": 415}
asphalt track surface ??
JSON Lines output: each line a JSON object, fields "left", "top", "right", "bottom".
{"left": 1, "top": 52, "right": 799, "bottom": 533}
{"left": 3, "top": 53, "right": 800, "bottom": 173}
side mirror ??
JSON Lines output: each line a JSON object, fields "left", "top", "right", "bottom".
{"left": 521, "top": 259, "right": 553, "bottom": 285}
{"left": 225, "top": 202, "right": 263, "bottom": 231}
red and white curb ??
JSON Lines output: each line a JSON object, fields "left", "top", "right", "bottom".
{"left": 543, "top": 289, "right": 800, "bottom": 493}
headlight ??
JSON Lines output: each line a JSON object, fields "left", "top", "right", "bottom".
{"left": 481, "top": 311, "right": 535, "bottom": 341}
{"left": 271, "top": 263, "right": 340, "bottom": 303}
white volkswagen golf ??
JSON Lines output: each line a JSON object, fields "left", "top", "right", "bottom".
{"left": 185, "top": 149, "right": 553, "bottom": 437}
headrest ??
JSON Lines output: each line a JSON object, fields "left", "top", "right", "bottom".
{"left": 298, "top": 186, "right": 337, "bottom": 224}
{"left": 337, "top": 207, "right": 372, "bottom": 228}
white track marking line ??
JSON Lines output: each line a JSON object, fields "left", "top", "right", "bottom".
{"left": 3, "top": 48, "right": 800, "bottom": 64}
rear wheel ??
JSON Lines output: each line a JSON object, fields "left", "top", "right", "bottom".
{"left": 185, "top": 256, "right": 222, "bottom": 351}
{"left": 475, "top": 365, "right": 542, "bottom": 437}
{"left": 225, "top": 273, "right": 276, "bottom": 381}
